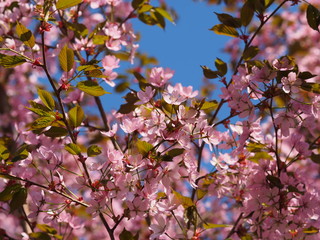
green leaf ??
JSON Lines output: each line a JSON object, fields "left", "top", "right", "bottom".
{"left": 10, "top": 187, "right": 27, "bottom": 212}
{"left": 306, "top": 4, "right": 320, "bottom": 32}
{"left": 87, "top": 145, "right": 102, "bottom": 157}
{"left": 118, "top": 92, "right": 139, "bottom": 114}
{"left": 59, "top": 45, "right": 74, "bottom": 72}
{"left": 119, "top": 228, "right": 139, "bottom": 240}
{"left": 161, "top": 148, "right": 185, "bottom": 162}
{"left": 154, "top": 7, "right": 174, "bottom": 23}
{"left": 243, "top": 46, "right": 259, "bottom": 61}
{"left": 0, "top": 53, "right": 26, "bottom": 68}
{"left": 92, "top": 34, "right": 109, "bottom": 45}
{"left": 214, "top": 12, "right": 241, "bottom": 28}
{"left": 298, "top": 71, "right": 317, "bottom": 80}
{"left": 248, "top": 151, "right": 273, "bottom": 163}
{"left": 85, "top": 69, "right": 108, "bottom": 78}
{"left": 38, "top": 88, "right": 55, "bottom": 110}
{"left": 138, "top": 13, "right": 157, "bottom": 25}
{"left": 132, "top": 0, "right": 147, "bottom": 9}
{"left": 215, "top": 58, "right": 227, "bottom": 76}
{"left": 246, "top": 141, "right": 266, "bottom": 152}
{"left": 310, "top": 153, "right": 320, "bottom": 164}
{"left": 301, "top": 82, "right": 320, "bottom": 94}
{"left": 36, "top": 224, "right": 58, "bottom": 234}
{"left": 115, "top": 81, "right": 130, "bottom": 93}
{"left": 68, "top": 105, "right": 84, "bottom": 128}
{"left": 241, "top": 1, "right": 255, "bottom": 27}
{"left": 16, "top": 22, "right": 35, "bottom": 48}
{"left": 138, "top": 4, "right": 153, "bottom": 13}
{"left": 29, "top": 232, "right": 51, "bottom": 240}
{"left": 196, "top": 189, "right": 207, "bottom": 200}
{"left": 266, "top": 175, "right": 283, "bottom": 189}
{"left": 29, "top": 100, "right": 51, "bottom": 112}
{"left": 56, "top": 0, "right": 82, "bottom": 10}
{"left": 0, "top": 184, "right": 21, "bottom": 201}
{"left": 0, "top": 145, "right": 10, "bottom": 160}
{"left": 209, "top": 24, "right": 239, "bottom": 37}
{"left": 12, "top": 143, "right": 29, "bottom": 162}
{"left": 65, "top": 143, "right": 81, "bottom": 155}
{"left": 303, "top": 226, "right": 319, "bottom": 234}
{"left": 77, "top": 64, "right": 101, "bottom": 72}
{"left": 65, "top": 22, "right": 88, "bottom": 38}
{"left": 204, "top": 223, "right": 232, "bottom": 229}
{"left": 200, "top": 100, "right": 218, "bottom": 111}
{"left": 172, "top": 190, "right": 194, "bottom": 209}
{"left": 31, "top": 117, "right": 54, "bottom": 130}
{"left": 264, "top": 0, "right": 275, "bottom": 8}
{"left": 43, "top": 126, "right": 68, "bottom": 138}
{"left": 201, "top": 65, "right": 219, "bottom": 79}
{"left": 26, "top": 107, "right": 51, "bottom": 117}
{"left": 77, "top": 80, "right": 109, "bottom": 96}
{"left": 136, "top": 140, "right": 154, "bottom": 156}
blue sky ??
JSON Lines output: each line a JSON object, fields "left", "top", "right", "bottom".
{"left": 102, "top": 1, "right": 231, "bottom": 111}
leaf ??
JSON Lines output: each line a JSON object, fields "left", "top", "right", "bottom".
{"left": 10, "top": 187, "right": 27, "bottom": 212}
{"left": 241, "top": 1, "right": 255, "bottom": 27}
{"left": 12, "top": 143, "right": 29, "bottom": 162}
{"left": 301, "top": 82, "right": 320, "bottom": 94}
{"left": 65, "top": 143, "right": 81, "bottom": 155}
{"left": 31, "top": 117, "right": 54, "bottom": 130}
{"left": 214, "top": 12, "right": 241, "bottom": 28}
{"left": 43, "top": 126, "right": 68, "bottom": 138}
{"left": 56, "top": 0, "right": 82, "bottom": 10}
{"left": 132, "top": 0, "right": 147, "bottom": 9}
{"left": 248, "top": 151, "right": 273, "bottom": 163}
{"left": 266, "top": 175, "right": 283, "bottom": 189}
{"left": 92, "top": 35, "right": 109, "bottom": 45}
{"left": 172, "top": 190, "right": 194, "bottom": 209}
{"left": 196, "top": 189, "right": 207, "bottom": 200}
{"left": 138, "top": 4, "right": 153, "bottom": 13}
{"left": 136, "top": 140, "right": 154, "bottom": 156}
{"left": 303, "top": 226, "right": 319, "bottom": 234}
{"left": 138, "top": 13, "right": 157, "bottom": 26}
{"left": 306, "top": 4, "right": 320, "bottom": 32}
{"left": 115, "top": 82, "right": 130, "bottom": 93}
{"left": 0, "top": 184, "right": 21, "bottom": 201}
{"left": 119, "top": 228, "right": 139, "bottom": 240}
{"left": 68, "top": 105, "right": 84, "bottom": 128}
{"left": 26, "top": 107, "right": 51, "bottom": 117}
{"left": 59, "top": 45, "right": 74, "bottom": 72}
{"left": 16, "top": 22, "right": 35, "bottom": 48}
{"left": 38, "top": 88, "right": 55, "bottom": 110}
{"left": 310, "top": 153, "right": 320, "bottom": 164}
{"left": 204, "top": 223, "right": 232, "bottom": 229}
{"left": 29, "top": 232, "right": 51, "bottom": 240}
{"left": 118, "top": 92, "right": 139, "bottom": 114}
{"left": 65, "top": 22, "right": 88, "bottom": 38}
{"left": 152, "top": 11, "right": 166, "bottom": 29}
{"left": 200, "top": 100, "right": 218, "bottom": 111}
{"left": 0, "top": 145, "right": 10, "bottom": 160}
{"left": 246, "top": 141, "right": 266, "bottom": 152}
{"left": 298, "top": 71, "right": 317, "bottom": 80}
{"left": 154, "top": 7, "right": 174, "bottom": 23}
{"left": 87, "top": 145, "right": 102, "bottom": 157}
{"left": 209, "top": 24, "right": 239, "bottom": 37}
{"left": 36, "top": 224, "right": 58, "bottom": 234}
{"left": 0, "top": 53, "right": 26, "bottom": 68}
{"left": 161, "top": 148, "right": 185, "bottom": 162}
{"left": 201, "top": 65, "right": 219, "bottom": 79}
{"left": 85, "top": 69, "right": 108, "bottom": 78}
{"left": 243, "top": 46, "right": 259, "bottom": 60}
{"left": 215, "top": 58, "right": 227, "bottom": 76}
{"left": 76, "top": 81, "right": 109, "bottom": 96}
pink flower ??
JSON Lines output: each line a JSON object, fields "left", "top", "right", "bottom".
{"left": 148, "top": 67, "right": 174, "bottom": 87}
{"left": 163, "top": 85, "right": 187, "bottom": 105}
{"left": 281, "top": 72, "right": 301, "bottom": 94}
{"left": 136, "top": 86, "right": 155, "bottom": 105}
{"left": 149, "top": 216, "right": 167, "bottom": 240}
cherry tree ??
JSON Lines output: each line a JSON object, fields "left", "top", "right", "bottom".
{"left": 1, "top": 0, "right": 320, "bottom": 239}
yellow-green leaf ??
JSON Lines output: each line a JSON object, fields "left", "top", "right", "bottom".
{"left": 56, "top": 0, "right": 82, "bottom": 10}
{"left": 87, "top": 145, "right": 102, "bottom": 157}
{"left": 204, "top": 223, "right": 232, "bottom": 229}
{"left": 0, "top": 145, "right": 10, "bottom": 160}
{"left": 76, "top": 80, "right": 109, "bottom": 96}
{"left": 31, "top": 117, "right": 54, "bottom": 130}
{"left": 65, "top": 143, "right": 81, "bottom": 155}
{"left": 172, "top": 190, "right": 194, "bottom": 209}
{"left": 10, "top": 187, "right": 27, "bottom": 212}
{"left": 154, "top": 7, "right": 174, "bottom": 23}
{"left": 59, "top": 45, "right": 74, "bottom": 72}
{"left": 68, "top": 105, "right": 84, "bottom": 128}
{"left": 209, "top": 24, "right": 239, "bottom": 37}
{"left": 0, "top": 53, "right": 26, "bottom": 68}
{"left": 38, "top": 88, "right": 55, "bottom": 110}
{"left": 16, "top": 22, "right": 35, "bottom": 48}
{"left": 136, "top": 140, "right": 153, "bottom": 156}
